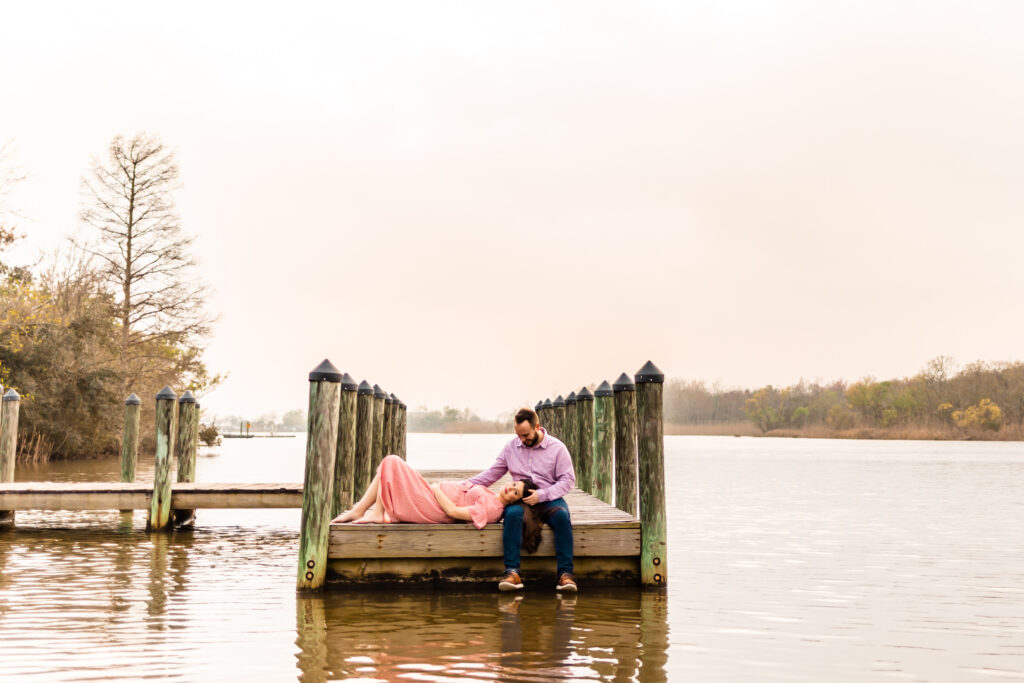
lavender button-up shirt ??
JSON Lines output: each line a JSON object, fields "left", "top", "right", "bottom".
{"left": 467, "top": 428, "right": 576, "bottom": 503}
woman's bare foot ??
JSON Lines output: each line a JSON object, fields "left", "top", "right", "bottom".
{"left": 332, "top": 509, "right": 361, "bottom": 523}
{"left": 353, "top": 508, "right": 386, "bottom": 524}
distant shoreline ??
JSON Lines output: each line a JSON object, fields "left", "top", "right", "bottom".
{"left": 665, "top": 421, "right": 1024, "bottom": 442}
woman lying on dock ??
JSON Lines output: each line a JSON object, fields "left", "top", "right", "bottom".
{"left": 333, "top": 454, "right": 537, "bottom": 529}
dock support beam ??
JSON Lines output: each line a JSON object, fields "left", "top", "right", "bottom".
{"left": 354, "top": 381, "right": 373, "bottom": 497}
{"left": 382, "top": 394, "right": 394, "bottom": 457}
{"left": 552, "top": 395, "right": 566, "bottom": 441}
{"left": 397, "top": 400, "right": 407, "bottom": 460}
{"left": 147, "top": 386, "right": 177, "bottom": 532}
{"left": 592, "top": 381, "right": 615, "bottom": 504}
{"left": 371, "top": 385, "right": 386, "bottom": 473}
{"left": 120, "top": 394, "right": 141, "bottom": 483}
{"left": 174, "top": 391, "right": 199, "bottom": 528}
{"left": 636, "top": 361, "right": 666, "bottom": 588}
{"left": 333, "top": 373, "right": 358, "bottom": 517}
{"left": 613, "top": 373, "right": 638, "bottom": 515}
{"left": 298, "top": 359, "right": 342, "bottom": 591}
{"left": 564, "top": 392, "right": 578, "bottom": 467}
{"left": 576, "top": 387, "right": 594, "bottom": 494}
{"left": 0, "top": 388, "right": 20, "bottom": 528}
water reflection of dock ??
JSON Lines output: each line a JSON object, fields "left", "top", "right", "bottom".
{"left": 294, "top": 589, "right": 669, "bottom": 681}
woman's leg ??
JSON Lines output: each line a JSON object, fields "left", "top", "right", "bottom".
{"left": 333, "top": 465, "right": 382, "bottom": 522}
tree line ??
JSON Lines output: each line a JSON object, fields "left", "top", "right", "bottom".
{"left": 0, "top": 135, "right": 218, "bottom": 460}
{"left": 665, "top": 357, "right": 1024, "bottom": 439}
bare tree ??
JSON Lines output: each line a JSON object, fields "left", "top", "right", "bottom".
{"left": 0, "top": 141, "right": 26, "bottom": 251}
{"left": 78, "top": 133, "right": 213, "bottom": 393}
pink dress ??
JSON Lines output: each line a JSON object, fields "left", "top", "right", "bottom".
{"left": 377, "top": 455, "right": 506, "bottom": 529}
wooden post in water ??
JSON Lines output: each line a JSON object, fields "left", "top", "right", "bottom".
{"left": 382, "top": 394, "right": 394, "bottom": 456}
{"left": 592, "top": 380, "right": 615, "bottom": 504}
{"left": 635, "top": 360, "right": 667, "bottom": 588}
{"left": 371, "top": 384, "right": 386, "bottom": 472}
{"left": 386, "top": 393, "right": 398, "bottom": 455}
{"left": 120, "top": 394, "right": 142, "bottom": 483}
{"left": 332, "top": 373, "right": 358, "bottom": 517}
{"left": 564, "top": 392, "right": 578, "bottom": 467}
{"left": 613, "top": 372, "right": 638, "bottom": 515}
{"left": 576, "top": 387, "right": 594, "bottom": 494}
{"left": 0, "top": 388, "right": 19, "bottom": 528}
{"left": 397, "top": 400, "right": 407, "bottom": 460}
{"left": 354, "top": 381, "right": 374, "bottom": 497}
{"left": 551, "top": 395, "right": 565, "bottom": 440}
{"left": 298, "top": 359, "right": 342, "bottom": 591}
{"left": 147, "top": 386, "right": 177, "bottom": 532}
{"left": 173, "top": 391, "right": 199, "bottom": 528}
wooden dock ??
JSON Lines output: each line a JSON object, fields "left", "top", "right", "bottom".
{"left": 0, "top": 482, "right": 303, "bottom": 510}
{"left": 328, "top": 471, "right": 642, "bottom": 586}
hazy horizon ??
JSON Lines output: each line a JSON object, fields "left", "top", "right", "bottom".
{"left": 2, "top": 2, "right": 1022, "bottom": 420}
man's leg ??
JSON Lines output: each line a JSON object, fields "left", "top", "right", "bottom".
{"left": 500, "top": 504, "right": 526, "bottom": 589}
{"left": 540, "top": 498, "right": 574, "bottom": 579}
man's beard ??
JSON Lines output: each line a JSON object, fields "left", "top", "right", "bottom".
{"left": 524, "top": 435, "right": 538, "bottom": 447}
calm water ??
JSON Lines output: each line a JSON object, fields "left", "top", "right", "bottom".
{"left": 1, "top": 434, "right": 1023, "bottom": 681}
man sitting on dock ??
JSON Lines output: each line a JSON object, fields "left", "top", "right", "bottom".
{"left": 466, "top": 407, "right": 577, "bottom": 593}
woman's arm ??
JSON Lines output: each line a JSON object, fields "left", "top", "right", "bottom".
{"left": 430, "top": 483, "right": 471, "bottom": 521}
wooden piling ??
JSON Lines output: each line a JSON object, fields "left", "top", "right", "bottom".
{"left": 371, "top": 385, "right": 386, "bottom": 472}
{"left": 551, "top": 395, "right": 565, "bottom": 440}
{"left": 635, "top": 360, "right": 666, "bottom": 588}
{"left": 576, "top": 387, "right": 594, "bottom": 494}
{"left": 397, "top": 400, "right": 407, "bottom": 460}
{"left": 147, "top": 386, "right": 177, "bottom": 532}
{"left": 120, "top": 394, "right": 142, "bottom": 483}
{"left": 298, "top": 359, "right": 342, "bottom": 591}
{"left": 564, "top": 392, "right": 578, "bottom": 465}
{"left": 592, "top": 381, "right": 615, "bottom": 504}
{"left": 0, "top": 388, "right": 19, "bottom": 528}
{"left": 387, "top": 393, "right": 399, "bottom": 455}
{"left": 613, "top": 372, "right": 638, "bottom": 515}
{"left": 332, "top": 373, "right": 358, "bottom": 517}
{"left": 173, "top": 391, "right": 199, "bottom": 528}
{"left": 354, "top": 381, "right": 374, "bottom": 497}
{"left": 542, "top": 398, "right": 553, "bottom": 431}
{"left": 382, "top": 394, "right": 394, "bottom": 457}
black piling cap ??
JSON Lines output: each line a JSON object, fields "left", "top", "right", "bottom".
{"left": 613, "top": 372, "right": 635, "bottom": 392}
{"left": 594, "top": 380, "right": 614, "bottom": 397}
{"left": 357, "top": 380, "right": 373, "bottom": 396}
{"left": 373, "top": 384, "right": 387, "bottom": 399}
{"left": 2, "top": 388, "right": 20, "bottom": 402}
{"left": 635, "top": 360, "right": 665, "bottom": 384}
{"left": 577, "top": 386, "right": 594, "bottom": 401}
{"left": 399, "top": 401, "right": 406, "bottom": 409}
{"left": 341, "top": 373, "right": 358, "bottom": 392}
{"left": 309, "top": 359, "right": 343, "bottom": 382}
{"left": 535, "top": 401, "right": 543, "bottom": 411}
{"left": 125, "top": 393, "right": 142, "bottom": 405}
{"left": 543, "top": 398, "right": 553, "bottom": 409}
{"left": 553, "top": 395, "right": 565, "bottom": 407}
{"left": 178, "top": 390, "right": 197, "bottom": 404}
{"left": 385, "top": 394, "right": 394, "bottom": 404}
{"left": 566, "top": 391, "right": 577, "bottom": 405}
{"left": 156, "top": 386, "right": 177, "bottom": 401}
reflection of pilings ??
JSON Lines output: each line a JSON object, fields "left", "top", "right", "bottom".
{"left": 638, "top": 590, "right": 670, "bottom": 681}
{"left": 145, "top": 533, "right": 170, "bottom": 626}
{"left": 295, "top": 595, "right": 329, "bottom": 682}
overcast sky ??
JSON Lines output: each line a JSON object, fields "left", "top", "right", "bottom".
{"left": 1, "top": 1, "right": 1022, "bottom": 420}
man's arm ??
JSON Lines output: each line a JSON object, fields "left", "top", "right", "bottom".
{"left": 535, "top": 446, "right": 576, "bottom": 503}
{"left": 465, "top": 446, "right": 510, "bottom": 487}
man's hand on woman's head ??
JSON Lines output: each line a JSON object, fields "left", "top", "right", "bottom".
{"left": 521, "top": 492, "right": 539, "bottom": 506}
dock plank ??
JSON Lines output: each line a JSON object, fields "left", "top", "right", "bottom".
{"left": 0, "top": 482, "right": 303, "bottom": 510}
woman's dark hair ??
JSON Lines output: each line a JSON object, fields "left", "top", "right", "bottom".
{"left": 512, "top": 478, "right": 543, "bottom": 554}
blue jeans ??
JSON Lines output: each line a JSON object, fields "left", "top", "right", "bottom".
{"left": 502, "top": 498, "right": 574, "bottom": 578}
